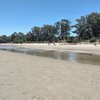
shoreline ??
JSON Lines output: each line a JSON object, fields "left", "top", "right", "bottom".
{"left": 0, "top": 43, "right": 100, "bottom": 56}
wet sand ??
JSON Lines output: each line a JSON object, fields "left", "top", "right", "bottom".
{"left": 0, "top": 50, "right": 100, "bottom": 100}
{"left": 1, "top": 43, "right": 100, "bottom": 55}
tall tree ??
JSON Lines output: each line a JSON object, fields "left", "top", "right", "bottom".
{"left": 87, "top": 12, "right": 100, "bottom": 37}
{"left": 55, "top": 19, "right": 71, "bottom": 40}
{"left": 74, "top": 12, "right": 100, "bottom": 40}
{"left": 26, "top": 31, "right": 33, "bottom": 42}
{"left": 11, "top": 32, "right": 26, "bottom": 43}
{"left": 31, "top": 26, "right": 41, "bottom": 41}
{"left": 41, "top": 25, "right": 56, "bottom": 42}
{"left": 74, "top": 16, "right": 90, "bottom": 40}
{"left": 11, "top": 32, "right": 18, "bottom": 42}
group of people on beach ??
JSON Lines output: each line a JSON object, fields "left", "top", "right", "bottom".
{"left": 48, "top": 41, "right": 56, "bottom": 45}
{"left": 48, "top": 41, "right": 98, "bottom": 47}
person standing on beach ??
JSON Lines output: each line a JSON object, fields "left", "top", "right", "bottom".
{"left": 94, "top": 42, "right": 97, "bottom": 46}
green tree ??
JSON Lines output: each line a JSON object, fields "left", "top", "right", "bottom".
{"left": 11, "top": 32, "right": 26, "bottom": 43}
{"left": 41, "top": 25, "right": 56, "bottom": 42}
{"left": 11, "top": 32, "right": 18, "bottom": 42}
{"left": 31, "top": 26, "right": 41, "bottom": 42}
{"left": 26, "top": 31, "right": 33, "bottom": 42}
{"left": 74, "top": 16, "right": 90, "bottom": 40}
{"left": 55, "top": 19, "right": 71, "bottom": 40}
{"left": 74, "top": 12, "right": 100, "bottom": 41}
{"left": 87, "top": 12, "right": 100, "bottom": 38}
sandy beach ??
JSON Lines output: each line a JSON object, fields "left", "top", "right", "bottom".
{"left": 1, "top": 43, "right": 100, "bottom": 55}
{"left": 0, "top": 45, "right": 100, "bottom": 100}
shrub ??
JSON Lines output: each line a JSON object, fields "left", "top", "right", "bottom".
{"left": 90, "top": 37, "right": 97, "bottom": 43}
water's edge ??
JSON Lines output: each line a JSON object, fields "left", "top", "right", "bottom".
{"left": 0, "top": 45, "right": 100, "bottom": 66}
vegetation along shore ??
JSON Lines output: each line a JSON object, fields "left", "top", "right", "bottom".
{"left": 0, "top": 12, "right": 100, "bottom": 44}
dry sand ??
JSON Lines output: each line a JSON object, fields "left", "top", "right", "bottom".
{"left": 0, "top": 50, "right": 100, "bottom": 100}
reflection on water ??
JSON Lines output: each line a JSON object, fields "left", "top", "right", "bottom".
{"left": 0, "top": 45, "right": 100, "bottom": 66}
{"left": 67, "top": 52, "right": 77, "bottom": 62}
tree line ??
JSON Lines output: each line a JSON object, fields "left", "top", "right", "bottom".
{"left": 0, "top": 12, "right": 100, "bottom": 43}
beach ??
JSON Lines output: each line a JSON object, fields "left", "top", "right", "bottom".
{"left": 1, "top": 43, "right": 100, "bottom": 55}
{"left": 0, "top": 44, "right": 100, "bottom": 100}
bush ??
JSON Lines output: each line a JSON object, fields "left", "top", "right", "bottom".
{"left": 98, "top": 39, "right": 100, "bottom": 43}
{"left": 90, "top": 37, "right": 97, "bottom": 43}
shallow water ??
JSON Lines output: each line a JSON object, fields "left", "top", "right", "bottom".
{"left": 0, "top": 45, "right": 100, "bottom": 66}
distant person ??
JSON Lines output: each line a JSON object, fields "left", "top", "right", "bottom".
{"left": 94, "top": 42, "right": 97, "bottom": 46}
{"left": 48, "top": 41, "right": 50, "bottom": 45}
{"left": 53, "top": 41, "right": 56, "bottom": 45}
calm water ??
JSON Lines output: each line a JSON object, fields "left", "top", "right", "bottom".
{"left": 0, "top": 45, "right": 100, "bottom": 66}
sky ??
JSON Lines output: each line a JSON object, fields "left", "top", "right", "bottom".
{"left": 0, "top": 0, "right": 100, "bottom": 35}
